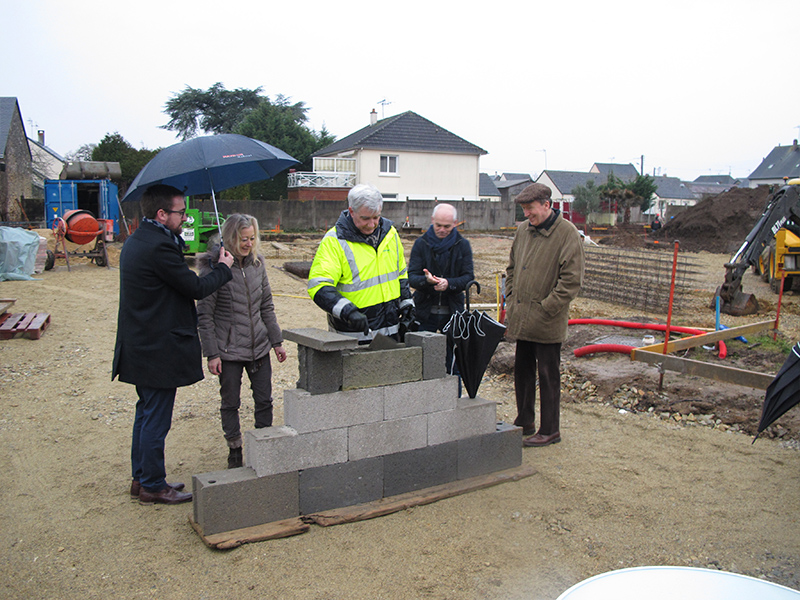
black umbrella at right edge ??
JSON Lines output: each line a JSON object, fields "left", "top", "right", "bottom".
{"left": 755, "top": 341, "right": 800, "bottom": 441}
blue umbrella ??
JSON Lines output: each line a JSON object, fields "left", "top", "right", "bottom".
{"left": 121, "top": 133, "right": 299, "bottom": 239}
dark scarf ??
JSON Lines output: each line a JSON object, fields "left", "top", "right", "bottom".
{"left": 337, "top": 210, "right": 385, "bottom": 249}
{"left": 423, "top": 225, "right": 458, "bottom": 273}
{"left": 143, "top": 217, "right": 185, "bottom": 249}
{"left": 535, "top": 208, "right": 560, "bottom": 231}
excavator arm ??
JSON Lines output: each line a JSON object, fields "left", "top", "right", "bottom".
{"left": 716, "top": 184, "right": 800, "bottom": 315}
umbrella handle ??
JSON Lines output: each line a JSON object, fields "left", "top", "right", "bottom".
{"left": 466, "top": 280, "right": 480, "bottom": 311}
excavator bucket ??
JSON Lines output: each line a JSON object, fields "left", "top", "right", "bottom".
{"left": 714, "top": 286, "right": 760, "bottom": 316}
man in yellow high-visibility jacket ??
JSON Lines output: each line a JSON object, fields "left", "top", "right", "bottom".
{"left": 308, "top": 183, "right": 415, "bottom": 342}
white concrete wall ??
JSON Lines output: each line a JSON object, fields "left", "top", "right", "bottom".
{"left": 356, "top": 149, "right": 480, "bottom": 201}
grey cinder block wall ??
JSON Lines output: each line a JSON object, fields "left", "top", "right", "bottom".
{"left": 192, "top": 329, "right": 521, "bottom": 536}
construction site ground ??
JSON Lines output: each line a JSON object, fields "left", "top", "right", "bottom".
{"left": 1, "top": 212, "right": 798, "bottom": 599}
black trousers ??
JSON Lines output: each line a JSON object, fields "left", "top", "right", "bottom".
{"left": 513, "top": 340, "right": 562, "bottom": 436}
{"left": 218, "top": 356, "right": 273, "bottom": 448}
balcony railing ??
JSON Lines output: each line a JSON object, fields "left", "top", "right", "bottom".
{"left": 288, "top": 171, "right": 356, "bottom": 188}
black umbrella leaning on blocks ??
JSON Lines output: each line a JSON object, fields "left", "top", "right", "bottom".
{"left": 121, "top": 133, "right": 299, "bottom": 242}
{"left": 443, "top": 280, "right": 506, "bottom": 399}
{"left": 754, "top": 341, "right": 800, "bottom": 442}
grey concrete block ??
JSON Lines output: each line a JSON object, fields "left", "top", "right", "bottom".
{"left": 348, "top": 414, "right": 428, "bottom": 461}
{"left": 284, "top": 328, "right": 359, "bottom": 352}
{"left": 383, "top": 377, "right": 458, "bottom": 420}
{"left": 383, "top": 442, "right": 458, "bottom": 496}
{"left": 245, "top": 426, "right": 348, "bottom": 477}
{"left": 342, "top": 346, "right": 422, "bottom": 390}
{"left": 405, "top": 331, "right": 447, "bottom": 380}
{"left": 299, "top": 456, "right": 384, "bottom": 514}
{"left": 192, "top": 468, "right": 298, "bottom": 536}
{"left": 427, "top": 396, "right": 497, "bottom": 445}
{"left": 297, "top": 346, "right": 342, "bottom": 394}
{"left": 284, "top": 387, "right": 384, "bottom": 433}
{"left": 457, "top": 422, "right": 522, "bottom": 480}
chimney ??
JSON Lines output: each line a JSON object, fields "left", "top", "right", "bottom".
{"left": 793, "top": 139, "right": 798, "bottom": 151}
{"left": 38, "top": 130, "right": 45, "bottom": 145}
{"left": 370, "top": 109, "right": 378, "bottom": 126}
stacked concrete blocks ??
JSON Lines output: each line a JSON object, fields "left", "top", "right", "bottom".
{"left": 192, "top": 328, "right": 522, "bottom": 537}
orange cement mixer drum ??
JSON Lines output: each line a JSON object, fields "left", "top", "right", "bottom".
{"left": 62, "top": 209, "right": 102, "bottom": 245}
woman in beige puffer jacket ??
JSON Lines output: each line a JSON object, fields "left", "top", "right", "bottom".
{"left": 198, "top": 214, "right": 286, "bottom": 468}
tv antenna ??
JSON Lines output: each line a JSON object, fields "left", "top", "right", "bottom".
{"left": 378, "top": 99, "right": 392, "bottom": 118}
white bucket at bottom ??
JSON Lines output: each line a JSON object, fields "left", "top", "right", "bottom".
{"left": 557, "top": 566, "right": 800, "bottom": 600}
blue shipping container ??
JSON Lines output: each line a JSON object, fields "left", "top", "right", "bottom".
{"left": 44, "top": 179, "right": 120, "bottom": 234}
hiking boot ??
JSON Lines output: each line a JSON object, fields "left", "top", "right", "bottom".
{"left": 227, "top": 447, "right": 243, "bottom": 469}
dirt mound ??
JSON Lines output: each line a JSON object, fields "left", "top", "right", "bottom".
{"left": 653, "top": 186, "right": 771, "bottom": 253}
{"left": 598, "top": 229, "right": 647, "bottom": 249}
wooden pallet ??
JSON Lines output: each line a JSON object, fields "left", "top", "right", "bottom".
{"left": 0, "top": 298, "right": 16, "bottom": 315}
{"left": 0, "top": 312, "right": 51, "bottom": 340}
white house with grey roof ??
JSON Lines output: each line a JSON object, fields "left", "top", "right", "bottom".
{"left": 29, "top": 130, "right": 65, "bottom": 196}
{"left": 649, "top": 176, "right": 697, "bottom": 218}
{"left": 748, "top": 141, "right": 800, "bottom": 187}
{"left": 590, "top": 162, "right": 639, "bottom": 179}
{"left": 289, "top": 110, "right": 487, "bottom": 203}
{"left": 536, "top": 170, "right": 608, "bottom": 224}
{"left": 537, "top": 164, "right": 697, "bottom": 224}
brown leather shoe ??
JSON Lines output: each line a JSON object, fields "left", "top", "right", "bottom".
{"left": 138, "top": 486, "right": 192, "bottom": 505}
{"left": 130, "top": 480, "right": 185, "bottom": 498}
{"left": 523, "top": 431, "right": 561, "bottom": 447}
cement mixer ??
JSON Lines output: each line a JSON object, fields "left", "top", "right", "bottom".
{"left": 45, "top": 209, "right": 110, "bottom": 271}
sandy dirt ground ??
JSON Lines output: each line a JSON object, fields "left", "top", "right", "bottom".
{"left": 1, "top": 233, "right": 799, "bottom": 600}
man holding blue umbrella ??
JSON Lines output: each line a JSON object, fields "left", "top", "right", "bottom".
{"left": 113, "top": 184, "right": 234, "bottom": 505}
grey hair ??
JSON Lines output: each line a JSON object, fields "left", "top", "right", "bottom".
{"left": 432, "top": 203, "right": 457, "bottom": 222}
{"left": 221, "top": 213, "right": 261, "bottom": 266}
{"left": 348, "top": 184, "right": 383, "bottom": 213}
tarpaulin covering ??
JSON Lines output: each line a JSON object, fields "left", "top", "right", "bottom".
{"left": 0, "top": 227, "right": 41, "bottom": 281}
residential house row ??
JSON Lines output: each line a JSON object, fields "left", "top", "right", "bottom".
{"left": 3, "top": 95, "right": 799, "bottom": 230}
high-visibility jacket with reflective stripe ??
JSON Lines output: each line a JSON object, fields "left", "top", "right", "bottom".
{"left": 308, "top": 225, "right": 407, "bottom": 316}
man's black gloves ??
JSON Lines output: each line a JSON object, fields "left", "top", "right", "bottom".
{"left": 399, "top": 302, "right": 416, "bottom": 324}
{"left": 348, "top": 311, "right": 370, "bottom": 335}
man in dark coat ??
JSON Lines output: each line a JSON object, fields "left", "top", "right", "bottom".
{"left": 113, "top": 184, "right": 233, "bottom": 505}
{"left": 408, "top": 203, "right": 474, "bottom": 379}
{"left": 651, "top": 215, "right": 662, "bottom": 231}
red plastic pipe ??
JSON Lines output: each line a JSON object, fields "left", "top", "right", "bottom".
{"left": 568, "top": 318, "right": 727, "bottom": 358}
{"left": 775, "top": 273, "right": 785, "bottom": 341}
{"left": 574, "top": 344, "right": 635, "bottom": 357}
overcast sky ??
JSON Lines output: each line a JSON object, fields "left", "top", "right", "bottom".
{"left": 5, "top": 0, "right": 798, "bottom": 181}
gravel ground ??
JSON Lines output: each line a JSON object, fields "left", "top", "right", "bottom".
{"left": 0, "top": 233, "right": 798, "bottom": 599}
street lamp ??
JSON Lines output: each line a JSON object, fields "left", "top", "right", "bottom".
{"left": 538, "top": 149, "right": 547, "bottom": 171}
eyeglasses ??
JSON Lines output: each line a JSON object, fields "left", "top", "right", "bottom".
{"left": 164, "top": 209, "right": 186, "bottom": 217}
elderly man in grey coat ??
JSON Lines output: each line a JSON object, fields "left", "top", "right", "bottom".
{"left": 505, "top": 183, "right": 584, "bottom": 447}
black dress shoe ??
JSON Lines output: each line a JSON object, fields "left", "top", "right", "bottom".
{"left": 130, "top": 480, "right": 185, "bottom": 497}
{"left": 138, "top": 486, "right": 193, "bottom": 505}
{"left": 523, "top": 431, "right": 561, "bottom": 447}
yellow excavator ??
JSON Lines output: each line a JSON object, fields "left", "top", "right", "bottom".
{"left": 716, "top": 180, "right": 800, "bottom": 315}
